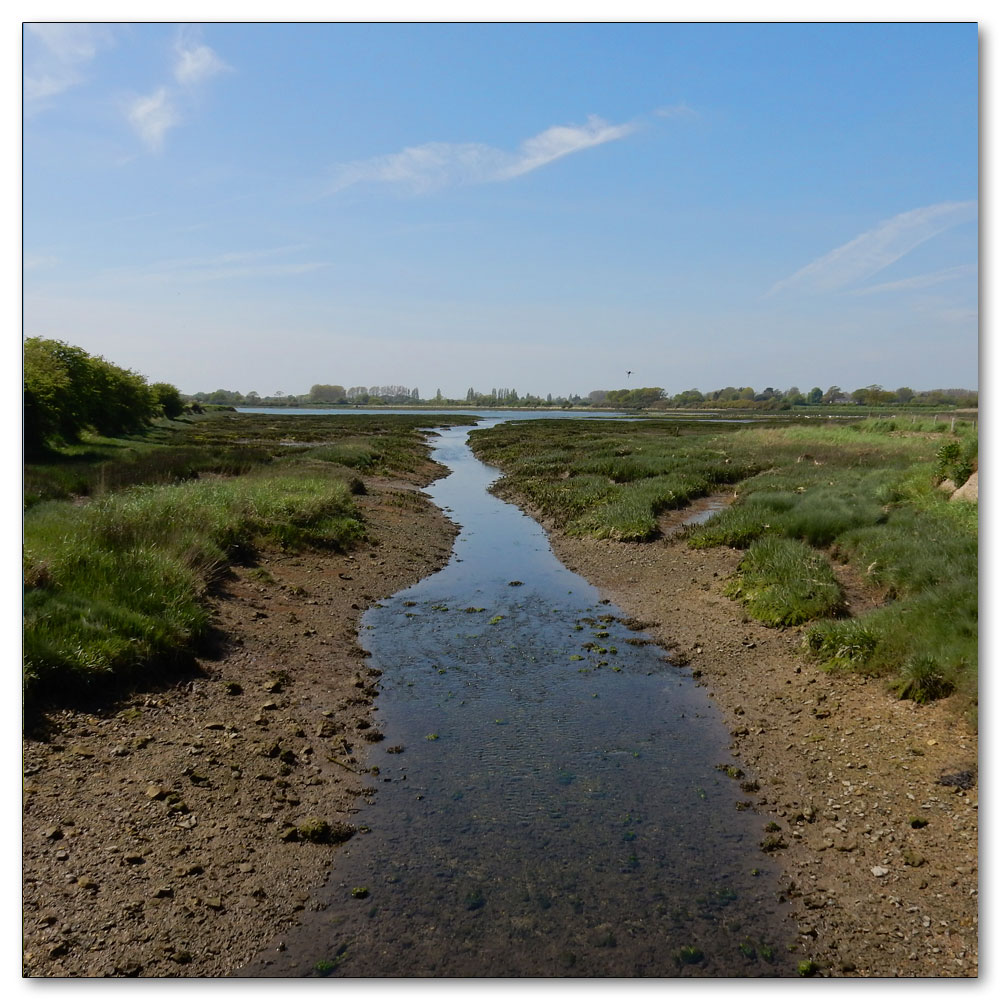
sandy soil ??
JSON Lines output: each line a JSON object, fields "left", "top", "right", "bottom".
{"left": 542, "top": 494, "right": 978, "bottom": 978}
{"left": 22, "top": 463, "right": 457, "bottom": 978}
{"left": 23, "top": 470, "right": 978, "bottom": 978}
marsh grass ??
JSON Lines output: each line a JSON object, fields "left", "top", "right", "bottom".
{"left": 23, "top": 471, "right": 364, "bottom": 705}
{"left": 22, "top": 410, "right": 473, "bottom": 709}
{"left": 724, "top": 537, "right": 843, "bottom": 626}
{"left": 24, "top": 412, "right": 477, "bottom": 506}
{"left": 473, "top": 420, "right": 757, "bottom": 539}
{"left": 472, "top": 415, "right": 977, "bottom": 707}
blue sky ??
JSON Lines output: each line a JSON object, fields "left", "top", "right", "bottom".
{"left": 22, "top": 21, "right": 979, "bottom": 398}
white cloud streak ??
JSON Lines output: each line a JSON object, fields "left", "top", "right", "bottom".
{"left": 769, "top": 201, "right": 977, "bottom": 296}
{"left": 850, "top": 264, "right": 976, "bottom": 296}
{"left": 328, "top": 115, "right": 638, "bottom": 193}
{"left": 98, "top": 245, "right": 329, "bottom": 285}
{"left": 23, "top": 23, "right": 114, "bottom": 108}
{"left": 654, "top": 103, "right": 697, "bottom": 119}
{"left": 126, "top": 88, "right": 180, "bottom": 152}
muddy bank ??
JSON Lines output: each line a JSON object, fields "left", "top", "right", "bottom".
{"left": 544, "top": 496, "right": 978, "bottom": 977}
{"left": 22, "top": 464, "right": 458, "bottom": 978}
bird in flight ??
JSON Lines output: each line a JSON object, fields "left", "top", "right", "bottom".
{"left": 625, "top": 371, "right": 633, "bottom": 379}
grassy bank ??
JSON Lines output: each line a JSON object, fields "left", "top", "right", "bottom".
{"left": 23, "top": 412, "right": 476, "bottom": 711}
{"left": 470, "top": 416, "right": 978, "bottom": 712}
{"left": 24, "top": 411, "right": 477, "bottom": 508}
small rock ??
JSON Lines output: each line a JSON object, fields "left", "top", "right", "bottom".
{"left": 871, "top": 866, "right": 889, "bottom": 878}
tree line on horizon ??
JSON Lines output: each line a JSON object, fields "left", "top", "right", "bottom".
{"left": 187, "top": 382, "right": 978, "bottom": 410}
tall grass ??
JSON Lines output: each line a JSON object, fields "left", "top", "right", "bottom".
{"left": 23, "top": 472, "right": 364, "bottom": 706}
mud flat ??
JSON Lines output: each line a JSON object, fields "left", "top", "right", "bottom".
{"left": 544, "top": 495, "right": 978, "bottom": 977}
{"left": 23, "top": 467, "right": 978, "bottom": 978}
{"left": 22, "top": 464, "right": 458, "bottom": 978}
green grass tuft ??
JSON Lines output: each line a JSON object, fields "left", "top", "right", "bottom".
{"left": 724, "top": 537, "right": 843, "bottom": 626}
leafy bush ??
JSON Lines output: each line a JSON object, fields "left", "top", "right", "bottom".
{"left": 24, "top": 338, "right": 180, "bottom": 455}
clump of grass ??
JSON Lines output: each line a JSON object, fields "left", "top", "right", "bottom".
{"left": 23, "top": 473, "right": 364, "bottom": 707}
{"left": 724, "top": 538, "right": 843, "bottom": 626}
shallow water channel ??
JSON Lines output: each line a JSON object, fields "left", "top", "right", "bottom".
{"left": 248, "top": 421, "right": 794, "bottom": 977}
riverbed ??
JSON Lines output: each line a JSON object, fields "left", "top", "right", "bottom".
{"left": 244, "top": 422, "right": 795, "bottom": 976}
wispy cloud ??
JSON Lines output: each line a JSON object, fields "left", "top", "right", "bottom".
{"left": 654, "top": 103, "right": 697, "bottom": 120}
{"left": 328, "top": 115, "right": 638, "bottom": 194}
{"left": 99, "top": 245, "right": 329, "bottom": 285}
{"left": 850, "top": 264, "right": 976, "bottom": 296}
{"left": 769, "top": 201, "right": 977, "bottom": 296}
{"left": 173, "top": 28, "right": 231, "bottom": 87}
{"left": 125, "top": 28, "right": 229, "bottom": 152}
{"left": 126, "top": 88, "right": 180, "bottom": 152}
{"left": 23, "top": 23, "right": 114, "bottom": 109}
{"left": 23, "top": 253, "right": 60, "bottom": 272}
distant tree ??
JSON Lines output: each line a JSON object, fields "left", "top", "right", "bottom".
{"left": 851, "top": 384, "right": 893, "bottom": 406}
{"left": 151, "top": 382, "right": 184, "bottom": 419}
{"left": 807, "top": 386, "right": 823, "bottom": 405}
{"left": 822, "top": 385, "right": 845, "bottom": 404}
{"left": 894, "top": 386, "right": 915, "bottom": 404}
{"left": 207, "top": 389, "right": 245, "bottom": 405}
{"left": 672, "top": 388, "right": 705, "bottom": 406}
{"left": 308, "top": 383, "right": 347, "bottom": 403}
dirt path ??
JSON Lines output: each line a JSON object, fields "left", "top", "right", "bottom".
{"left": 22, "top": 465, "right": 458, "bottom": 978}
{"left": 545, "top": 497, "right": 978, "bottom": 977}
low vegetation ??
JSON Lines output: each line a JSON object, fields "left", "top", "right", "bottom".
{"left": 23, "top": 410, "right": 475, "bottom": 711}
{"left": 471, "top": 414, "right": 978, "bottom": 712}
